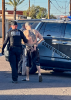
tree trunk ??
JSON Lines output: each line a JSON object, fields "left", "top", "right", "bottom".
{"left": 14, "top": 7, "right": 16, "bottom": 20}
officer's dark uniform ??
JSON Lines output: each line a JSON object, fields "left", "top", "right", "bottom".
{"left": 2, "top": 21, "right": 28, "bottom": 82}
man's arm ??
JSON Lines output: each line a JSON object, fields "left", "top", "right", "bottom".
{"left": 35, "top": 30, "right": 44, "bottom": 46}
{"left": 32, "top": 30, "right": 44, "bottom": 51}
{"left": 37, "top": 38, "right": 44, "bottom": 45}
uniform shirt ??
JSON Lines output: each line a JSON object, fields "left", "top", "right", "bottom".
{"left": 2, "top": 29, "right": 28, "bottom": 51}
{"left": 20, "top": 27, "right": 25, "bottom": 32}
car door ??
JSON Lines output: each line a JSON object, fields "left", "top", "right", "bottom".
{"left": 37, "top": 21, "right": 65, "bottom": 68}
{"left": 59, "top": 22, "right": 71, "bottom": 69}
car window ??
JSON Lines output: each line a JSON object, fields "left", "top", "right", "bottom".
{"left": 17, "top": 23, "right": 25, "bottom": 29}
{"left": 37, "top": 22, "right": 45, "bottom": 31}
{"left": 31, "top": 22, "right": 40, "bottom": 29}
{"left": 17, "top": 22, "right": 33, "bottom": 29}
{"left": 65, "top": 23, "right": 71, "bottom": 38}
{"left": 44, "top": 22, "right": 62, "bottom": 37}
{"left": 36, "top": 22, "right": 45, "bottom": 35}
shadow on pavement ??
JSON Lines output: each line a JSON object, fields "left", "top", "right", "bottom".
{"left": 0, "top": 70, "right": 71, "bottom": 90}
{"left": 40, "top": 70, "right": 71, "bottom": 78}
{"left": 0, "top": 53, "right": 2, "bottom": 57}
{"left": 0, "top": 95, "right": 71, "bottom": 100}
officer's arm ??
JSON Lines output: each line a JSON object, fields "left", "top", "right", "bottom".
{"left": 2, "top": 33, "right": 10, "bottom": 52}
{"left": 21, "top": 31, "right": 28, "bottom": 43}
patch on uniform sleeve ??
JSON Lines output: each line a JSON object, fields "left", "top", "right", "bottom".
{"left": 11, "top": 31, "right": 20, "bottom": 36}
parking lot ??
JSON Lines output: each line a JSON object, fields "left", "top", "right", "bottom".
{"left": 0, "top": 55, "right": 71, "bottom": 100}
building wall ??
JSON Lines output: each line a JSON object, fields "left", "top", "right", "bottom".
{"left": 0, "top": 22, "right": 2, "bottom": 37}
{"left": 0, "top": 10, "right": 23, "bottom": 15}
{"left": 0, "top": 20, "right": 8, "bottom": 37}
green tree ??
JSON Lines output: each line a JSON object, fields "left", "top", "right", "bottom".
{"left": 50, "top": 15, "right": 56, "bottom": 19}
{"left": 23, "top": 5, "right": 36, "bottom": 19}
{"left": 23, "top": 5, "right": 47, "bottom": 19}
{"left": 5, "top": 0, "right": 24, "bottom": 20}
{"left": 46, "top": 14, "right": 56, "bottom": 19}
{"left": 36, "top": 6, "right": 47, "bottom": 19}
{"left": 23, "top": 5, "right": 56, "bottom": 19}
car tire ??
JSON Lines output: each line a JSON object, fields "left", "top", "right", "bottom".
{"left": 29, "top": 62, "right": 37, "bottom": 74}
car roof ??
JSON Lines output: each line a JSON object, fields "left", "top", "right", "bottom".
{"left": 41, "top": 19, "right": 65, "bottom": 23}
{"left": 11, "top": 19, "right": 42, "bottom": 24}
{"left": 41, "top": 19, "right": 71, "bottom": 24}
{"left": 14, "top": 19, "right": 42, "bottom": 22}
{"left": 65, "top": 20, "right": 71, "bottom": 23}
{"left": 17, "top": 19, "right": 42, "bottom": 21}
{"left": 12, "top": 19, "right": 47, "bottom": 23}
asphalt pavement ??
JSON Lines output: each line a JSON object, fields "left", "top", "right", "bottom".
{"left": 0, "top": 55, "right": 71, "bottom": 100}
{"left": 0, "top": 53, "right": 2, "bottom": 56}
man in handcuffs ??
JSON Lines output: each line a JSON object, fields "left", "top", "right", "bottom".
{"left": 22, "top": 22, "right": 44, "bottom": 82}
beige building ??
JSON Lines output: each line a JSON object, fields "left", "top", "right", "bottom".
{"left": 0, "top": 19, "right": 8, "bottom": 37}
{"left": 0, "top": 10, "right": 26, "bottom": 20}
{"left": 0, "top": 10, "right": 26, "bottom": 37}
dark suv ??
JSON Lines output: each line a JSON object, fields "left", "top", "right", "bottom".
{"left": 30, "top": 19, "right": 71, "bottom": 74}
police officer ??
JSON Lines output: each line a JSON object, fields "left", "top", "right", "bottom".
{"left": 1, "top": 21, "right": 28, "bottom": 83}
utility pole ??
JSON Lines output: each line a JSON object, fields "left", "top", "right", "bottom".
{"left": 29, "top": 0, "right": 30, "bottom": 16}
{"left": 14, "top": 0, "right": 16, "bottom": 20}
{"left": 48, "top": 0, "right": 50, "bottom": 19}
{"left": 65, "top": 1, "right": 66, "bottom": 16}
{"left": 2, "top": 0, "right": 5, "bottom": 44}
{"left": 70, "top": 0, "right": 71, "bottom": 16}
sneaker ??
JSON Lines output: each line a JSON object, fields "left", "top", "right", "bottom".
{"left": 39, "top": 75, "right": 42, "bottom": 82}
{"left": 12, "top": 80, "right": 18, "bottom": 83}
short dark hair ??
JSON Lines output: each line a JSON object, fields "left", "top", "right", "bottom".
{"left": 11, "top": 21, "right": 17, "bottom": 25}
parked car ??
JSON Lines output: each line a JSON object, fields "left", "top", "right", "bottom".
{"left": 29, "top": 19, "right": 71, "bottom": 74}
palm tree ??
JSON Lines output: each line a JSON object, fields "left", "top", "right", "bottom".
{"left": 5, "top": 0, "right": 24, "bottom": 20}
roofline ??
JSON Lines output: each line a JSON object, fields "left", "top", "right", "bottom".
{"left": 0, "top": 10, "right": 23, "bottom": 12}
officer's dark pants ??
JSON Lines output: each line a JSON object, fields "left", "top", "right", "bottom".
{"left": 9, "top": 47, "right": 22, "bottom": 81}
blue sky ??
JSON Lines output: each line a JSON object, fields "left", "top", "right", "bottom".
{"left": 0, "top": 0, "right": 70, "bottom": 16}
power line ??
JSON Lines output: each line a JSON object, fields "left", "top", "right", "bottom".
{"left": 50, "top": 1, "right": 69, "bottom": 14}
{"left": 17, "top": 4, "right": 28, "bottom": 10}
{"left": 54, "top": 0, "right": 69, "bottom": 9}
{"left": 51, "top": 0, "right": 68, "bottom": 2}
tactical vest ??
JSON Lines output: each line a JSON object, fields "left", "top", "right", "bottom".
{"left": 10, "top": 29, "right": 21, "bottom": 47}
